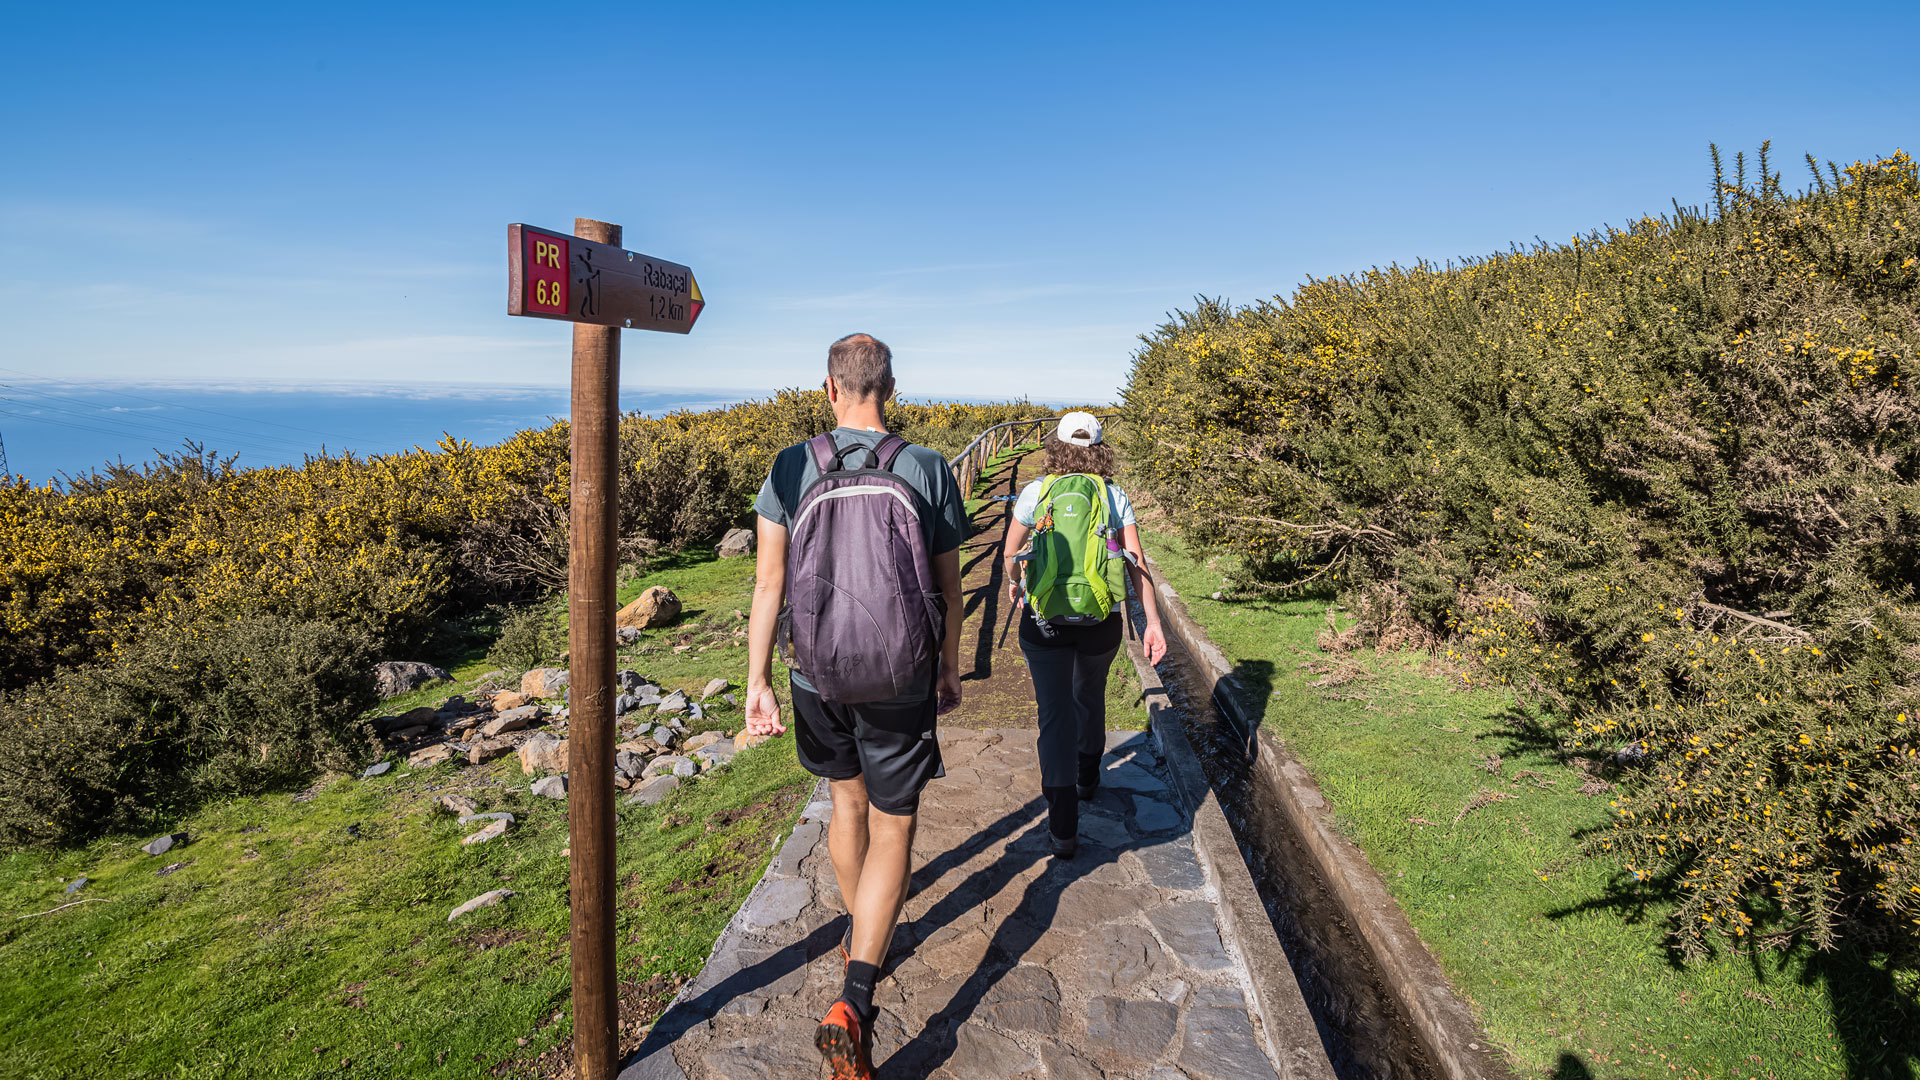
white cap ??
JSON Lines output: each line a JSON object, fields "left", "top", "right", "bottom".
{"left": 1054, "top": 411, "right": 1103, "bottom": 446}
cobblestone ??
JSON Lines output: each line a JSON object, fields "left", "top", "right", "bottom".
{"left": 619, "top": 729, "right": 1282, "bottom": 1078}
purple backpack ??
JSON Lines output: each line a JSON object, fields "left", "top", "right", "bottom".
{"left": 783, "top": 432, "right": 943, "bottom": 703}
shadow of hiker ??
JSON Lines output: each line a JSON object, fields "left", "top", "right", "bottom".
{"left": 1550, "top": 1051, "right": 1595, "bottom": 1079}
{"left": 881, "top": 731, "right": 1198, "bottom": 1077}
{"left": 620, "top": 792, "right": 1053, "bottom": 1077}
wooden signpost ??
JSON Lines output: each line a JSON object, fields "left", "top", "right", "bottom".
{"left": 508, "top": 219, "right": 703, "bottom": 1080}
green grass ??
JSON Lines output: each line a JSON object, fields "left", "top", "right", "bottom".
{"left": 1144, "top": 526, "right": 1919, "bottom": 1080}
{"left": 0, "top": 547, "right": 816, "bottom": 1080}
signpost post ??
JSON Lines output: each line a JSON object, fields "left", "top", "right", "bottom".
{"left": 509, "top": 219, "right": 703, "bottom": 1080}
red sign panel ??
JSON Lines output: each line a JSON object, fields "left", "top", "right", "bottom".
{"left": 523, "top": 229, "right": 570, "bottom": 315}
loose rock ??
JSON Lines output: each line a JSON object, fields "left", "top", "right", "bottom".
{"left": 531, "top": 775, "right": 568, "bottom": 799}
{"left": 692, "top": 742, "right": 737, "bottom": 769}
{"left": 435, "top": 793, "right": 478, "bottom": 815}
{"left": 373, "top": 661, "right": 450, "bottom": 699}
{"left": 615, "top": 749, "right": 648, "bottom": 779}
{"left": 521, "top": 668, "right": 570, "bottom": 699}
{"left": 700, "top": 678, "right": 731, "bottom": 700}
{"left": 734, "top": 730, "right": 776, "bottom": 751}
{"left": 490, "top": 690, "right": 530, "bottom": 713}
{"left": 481, "top": 706, "right": 542, "bottom": 737}
{"left": 360, "top": 761, "right": 393, "bottom": 780}
{"left": 715, "top": 528, "right": 755, "bottom": 558}
{"left": 625, "top": 774, "right": 680, "bottom": 806}
{"left": 518, "top": 735, "right": 569, "bottom": 775}
{"left": 656, "top": 691, "right": 690, "bottom": 716}
{"left": 683, "top": 731, "right": 725, "bottom": 753}
{"left": 617, "top": 586, "right": 682, "bottom": 630}
{"left": 142, "top": 833, "right": 187, "bottom": 856}
{"left": 461, "top": 819, "right": 510, "bottom": 845}
{"left": 64, "top": 877, "right": 90, "bottom": 895}
{"left": 643, "top": 754, "right": 693, "bottom": 780}
{"left": 407, "top": 743, "right": 459, "bottom": 769}
{"left": 447, "top": 888, "right": 515, "bottom": 922}
{"left": 459, "top": 812, "right": 515, "bottom": 826}
{"left": 467, "top": 738, "right": 514, "bottom": 766}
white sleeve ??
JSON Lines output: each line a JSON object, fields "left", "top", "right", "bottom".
{"left": 1108, "top": 484, "right": 1137, "bottom": 529}
{"left": 1012, "top": 480, "right": 1043, "bottom": 526}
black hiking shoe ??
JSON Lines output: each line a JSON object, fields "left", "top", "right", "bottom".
{"left": 1050, "top": 832, "right": 1078, "bottom": 859}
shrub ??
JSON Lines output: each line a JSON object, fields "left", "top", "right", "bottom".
{"left": 1121, "top": 146, "right": 1920, "bottom": 954}
{"left": 0, "top": 615, "right": 380, "bottom": 847}
{"left": 484, "top": 604, "right": 565, "bottom": 673}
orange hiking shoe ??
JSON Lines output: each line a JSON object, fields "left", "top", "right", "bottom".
{"left": 814, "top": 999, "right": 874, "bottom": 1080}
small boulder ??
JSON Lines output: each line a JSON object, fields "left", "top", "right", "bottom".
{"left": 688, "top": 702, "right": 707, "bottom": 722}
{"left": 521, "top": 668, "right": 570, "bottom": 699}
{"left": 682, "top": 731, "right": 725, "bottom": 753}
{"left": 616, "top": 586, "right": 682, "bottom": 631}
{"left": 693, "top": 742, "right": 737, "bottom": 769}
{"left": 530, "top": 775, "right": 568, "bottom": 799}
{"left": 467, "top": 738, "right": 514, "bottom": 766}
{"left": 461, "top": 819, "right": 510, "bottom": 846}
{"left": 435, "top": 793, "right": 478, "bottom": 815}
{"left": 614, "top": 694, "right": 640, "bottom": 716}
{"left": 65, "top": 877, "right": 90, "bottom": 895}
{"left": 642, "top": 755, "right": 693, "bottom": 780}
{"left": 735, "top": 730, "right": 776, "bottom": 751}
{"left": 673, "top": 757, "right": 699, "bottom": 779}
{"left": 447, "top": 714, "right": 488, "bottom": 737}
{"left": 360, "top": 761, "right": 393, "bottom": 780}
{"left": 615, "top": 750, "right": 648, "bottom": 779}
{"left": 616, "top": 626, "right": 643, "bottom": 645}
{"left": 700, "top": 678, "right": 731, "bottom": 701}
{"left": 624, "top": 775, "right": 680, "bottom": 806}
{"left": 407, "top": 743, "right": 460, "bottom": 769}
{"left": 481, "top": 706, "right": 542, "bottom": 738}
{"left": 447, "top": 888, "right": 515, "bottom": 922}
{"left": 142, "top": 833, "right": 187, "bottom": 857}
{"left": 630, "top": 721, "right": 656, "bottom": 740}
{"left": 490, "top": 690, "right": 530, "bottom": 713}
{"left": 373, "top": 661, "right": 451, "bottom": 699}
{"left": 716, "top": 527, "right": 755, "bottom": 558}
{"left": 656, "top": 691, "right": 690, "bottom": 716}
{"left": 518, "top": 735, "right": 569, "bottom": 775}
{"left": 616, "top": 670, "right": 649, "bottom": 692}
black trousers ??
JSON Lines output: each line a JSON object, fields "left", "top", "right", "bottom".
{"left": 1018, "top": 610, "right": 1123, "bottom": 789}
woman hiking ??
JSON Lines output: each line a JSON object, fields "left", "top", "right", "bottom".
{"left": 1003, "top": 411, "right": 1168, "bottom": 858}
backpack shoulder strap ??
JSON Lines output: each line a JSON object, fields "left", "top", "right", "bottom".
{"left": 807, "top": 432, "right": 839, "bottom": 472}
{"left": 873, "top": 433, "right": 909, "bottom": 471}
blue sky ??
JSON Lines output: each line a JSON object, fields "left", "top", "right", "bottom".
{"left": 3, "top": 1, "right": 1915, "bottom": 403}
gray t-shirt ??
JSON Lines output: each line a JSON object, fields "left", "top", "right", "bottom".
{"left": 753, "top": 427, "right": 968, "bottom": 553}
{"left": 754, "top": 427, "right": 968, "bottom": 699}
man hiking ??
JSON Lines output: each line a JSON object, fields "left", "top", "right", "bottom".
{"left": 742, "top": 333, "right": 966, "bottom": 1079}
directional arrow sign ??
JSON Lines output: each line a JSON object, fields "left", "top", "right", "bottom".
{"left": 507, "top": 223, "right": 704, "bottom": 333}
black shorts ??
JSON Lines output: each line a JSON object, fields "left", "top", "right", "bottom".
{"left": 789, "top": 676, "right": 943, "bottom": 816}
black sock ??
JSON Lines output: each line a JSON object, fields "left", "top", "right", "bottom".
{"left": 842, "top": 960, "right": 880, "bottom": 1023}
{"left": 1043, "top": 784, "right": 1079, "bottom": 839}
{"left": 1078, "top": 752, "right": 1102, "bottom": 789}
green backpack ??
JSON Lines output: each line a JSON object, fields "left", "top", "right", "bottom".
{"left": 1022, "top": 473, "right": 1129, "bottom": 625}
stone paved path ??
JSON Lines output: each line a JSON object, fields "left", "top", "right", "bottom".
{"left": 622, "top": 728, "right": 1285, "bottom": 1080}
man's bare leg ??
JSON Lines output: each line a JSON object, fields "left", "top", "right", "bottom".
{"left": 849, "top": 806, "right": 916, "bottom": 966}
{"left": 826, "top": 776, "right": 872, "bottom": 924}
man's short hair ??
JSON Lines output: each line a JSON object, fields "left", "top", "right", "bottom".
{"left": 827, "top": 333, "right": 894, "bottom": 402}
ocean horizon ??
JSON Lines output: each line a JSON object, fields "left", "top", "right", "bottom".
{"left": 0, "top": 379, "right": 1062, "bottom": 484}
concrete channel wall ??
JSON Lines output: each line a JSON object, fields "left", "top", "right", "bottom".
{"left": 1142, "top": 550, "right": 1517, "bottom": 1080}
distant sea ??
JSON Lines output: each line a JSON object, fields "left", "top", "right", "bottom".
{"left": 0, "top": 383, "right": 763, "bottom": 485}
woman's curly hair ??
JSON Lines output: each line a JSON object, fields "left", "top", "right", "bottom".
{"left": 1042, "top": 432, "right": 1117, "bottom": 477}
